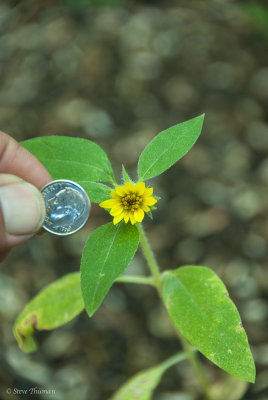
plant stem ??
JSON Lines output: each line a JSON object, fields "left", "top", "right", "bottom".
{"left": 137, "top": 222, "right": 212, "bottom": 400}
{"left": 179, "top": 334, "right": 212, "bottom": 400}
{"left": 116, "top": 275, "right": 155, "bottom": 286}
{"left": 137, "top": 223, "right": 162, "bottom": 288}
{"left": 160, "top": 350, "right": 193, "bottom": 370}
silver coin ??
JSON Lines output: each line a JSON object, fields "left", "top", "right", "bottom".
{"left": 41, "top": 180, "right": 90, "bottom": 236}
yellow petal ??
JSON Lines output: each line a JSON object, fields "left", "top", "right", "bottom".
{"left": 115, "top": 186, "right": 126, "bottom": 196}
{"left": 111, "top": 190, "right": 120, "bottom": 198}
{"left": 124, "top": 212, "right": 130, "bottom": 223}
{"left": 110, "top": 205, "right": 124, "bottom": 216}
{"left": 99, "top": 198, "right": 118, "bottom": 209}
{"left": 144, "top": 196, "right": 157, "bottom": 206}
{"left": 135, "top": 182, "right": 145, "bottom": 195}
{"left": 129, "top": 212, "right": 136, "bottom": 225}
{"left": 124, "top": 182, "right": 135, "bottom": 193}
{"left": 134, "top": 208, "right": 144, "bottom": 222}
{"left": 143, "top": 187, "right": 153, "bottom": 196}
{"left": 142, "top": 204, "right": 150, "bottom": 212}
{"left": 111, "top": 203, "right": 124, "bottom": 212}
{"left": 113, "top": 213, "right": 124, "bottom": 225}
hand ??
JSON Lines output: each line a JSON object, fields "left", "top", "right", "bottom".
{"left": 0, "top": 131, "right": 52, "bottom": 261}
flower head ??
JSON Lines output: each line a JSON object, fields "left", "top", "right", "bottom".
{"left": 100, "top": 182, "right": 157, "bottom": 225}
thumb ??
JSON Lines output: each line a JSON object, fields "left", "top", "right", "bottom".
{"left": 0, "top": 174, "right": 46, "bottom": 255}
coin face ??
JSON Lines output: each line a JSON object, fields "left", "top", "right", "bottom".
{"left": 41, "top": 180, "right": 90, "bottom": 236}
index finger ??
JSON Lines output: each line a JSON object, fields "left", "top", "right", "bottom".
{"left": 0, "top": 131, "right": 52, "bottom": 189}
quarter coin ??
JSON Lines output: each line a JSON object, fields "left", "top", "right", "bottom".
{"left": 41, "top": 180, "right": 90, "bottom": 236}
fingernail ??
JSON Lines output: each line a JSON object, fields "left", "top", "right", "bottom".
{"left": 0, "top": 181, "right": 46, "bottom": 235}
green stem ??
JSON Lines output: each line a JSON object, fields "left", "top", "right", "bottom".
{"left": 137, "top": 222, "right": 212, "bottom": 400}
{"left": 160, "top": 350, "right": 194, "bottom": 370}
{"left": 179, "top": 334, "right": 212, "bottom": 400}
{"left": 116, "top": 275, "right": 155, "bottom": 286}
{"left": 137, "top": 223, "right": 161, "bottom": 288}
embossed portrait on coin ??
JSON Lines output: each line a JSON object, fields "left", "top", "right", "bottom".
{"left": 47, "top": 187, "right": 85, "bottom": 228}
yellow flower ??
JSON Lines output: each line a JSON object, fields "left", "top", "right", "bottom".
{"left": 100, "top": 182, "right": 157, "bottom": 225}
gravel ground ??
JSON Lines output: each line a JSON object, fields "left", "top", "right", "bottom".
{"left": 0, "top": 1, "right": 268, "bottom": 399}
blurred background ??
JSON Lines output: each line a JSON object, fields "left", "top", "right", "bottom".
{"left": 0, "top": 0, "right": 268, "bottom": 399}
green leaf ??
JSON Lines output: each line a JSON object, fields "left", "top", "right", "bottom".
{"left": 122, "top": 164, "right": 132, "bottom": 183}
{"left": 13, "top": 273, "right": 83, "bottom": 353}
{"left": 147, "top": 210, "right": 153, "bottom": 220}
{"left": 110, "top": 352, "right": 187, "bottom": 400}
{"left": 21, "top": 136, "right": 115, "bottom": 187}
{"left": 81, "top": 222, "right": 139, "bottom": 316}
{"left": 244, "top": 3, "right": 268, "bottom": 37}
{"left": 138, "top": 114, "right": 204, "bottom": 181}
{"left": 81, "top": 181, "right": 112, "bottom": 203}
{"left": 110, "top": 365, "right": 165, "bottom": 400}
{"left": 211, "top": 375, "right": 249, "bottom": 400}
{"left": 162, "top": 266, "right": 255, "bottom": 383}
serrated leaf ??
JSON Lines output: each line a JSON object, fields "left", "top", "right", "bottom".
{"left": 81, "top": 222, "right": 139, "bottom": 316}
{"left": 14, "top": 273, "right": 83, "bottom": 353}
{"left": 110, "top": 352, "right": 187, "bottom": 400}
{"left": 138, "top": 114, "right": 204, "bottom": 181}
{"left": 122, "top": 164, "right": 132, "bottom": 183}
{"left": 21, "top": 136, "right": 116, "bottom": 191}
{"left": 162, "top": 266, "right": 255, "bottom": 383}
{"left": 147, "top": 210, "right": 153, "bottom": 220}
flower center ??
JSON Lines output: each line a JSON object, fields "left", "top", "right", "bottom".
{"left": 121, "top": 193, "right": 142, "bottom": 212}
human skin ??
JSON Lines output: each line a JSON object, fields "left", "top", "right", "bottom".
{"left": 0, "top": 130, "right": 52, "bottom": 261}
